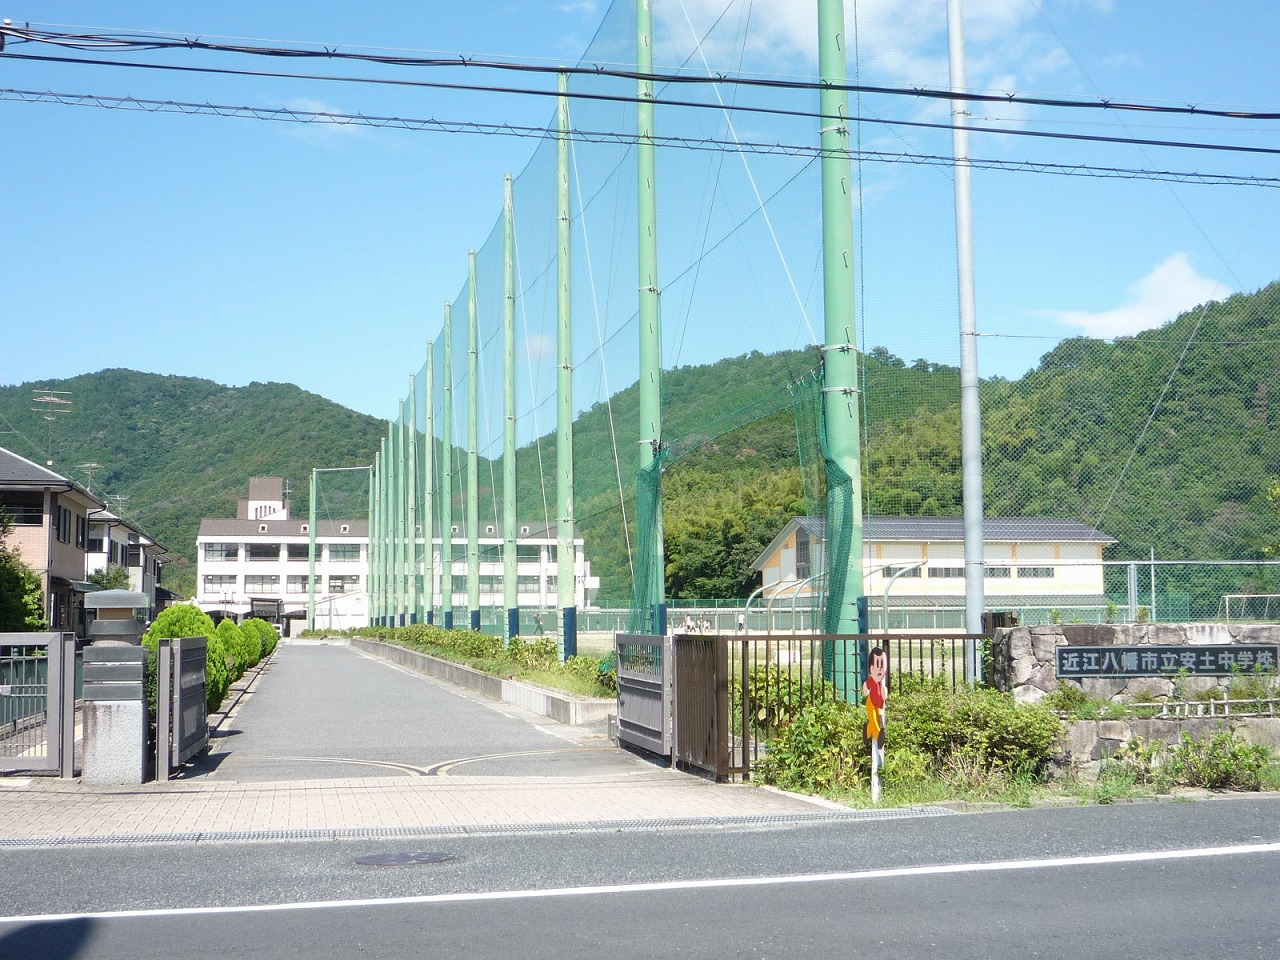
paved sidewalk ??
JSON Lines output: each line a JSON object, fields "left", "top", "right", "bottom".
{"left": 0, "top": 641, "right": 871, "bottom": 845}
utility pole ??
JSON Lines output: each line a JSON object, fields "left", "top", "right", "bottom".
{"left": 556, "top": 70, "right": 577, "bottom": 659}
{"left": 503, "top": 175, "right": 519, "bottom": 642}
{"left": 467, "top": 251, "right": 481, "bottom": 632}
{"left": 441, "top": 301, "right": 455, "bottom": 630}
{"left": 817, "top": 0, "right": 866, "bottom": 697}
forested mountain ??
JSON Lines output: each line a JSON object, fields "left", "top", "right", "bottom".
{"left": 0, "top": 371, "right": 385, "bottom": 597}
{"left": 4, "top": 280, "right": 1278, "bottom": 615}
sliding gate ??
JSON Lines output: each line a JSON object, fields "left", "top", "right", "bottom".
{"left": 0, "top": 633, "right": 77, "bottom": 777}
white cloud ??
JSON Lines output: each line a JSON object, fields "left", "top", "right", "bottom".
{"left": 282, "top": 99, "right": 362, "bottom": 144}
{"left": 1049, "top": 255, "right": 1231, "bottom": 338}
{"left": 522, "top": 332, "right": 556, "bottom": 363}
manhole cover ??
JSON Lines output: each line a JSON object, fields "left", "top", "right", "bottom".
{"left": 355, "top": 852, "right": 456, "bottom": 867}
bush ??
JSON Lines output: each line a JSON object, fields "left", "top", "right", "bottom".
{"left": 756, "top": 700, "right": 868, "bottom": 794}
{"left": 213, "top": 620, "right": 244, "bottom": 681}
{"left": 893, "top": 685, "right": 1062, "bottom": 779}
{"left": 241, "top": 618, "right": 280, "bottom": 659}
{"left": 142, "top": 604, "right": 228, "bottom": 713}
{"left": 735, "top": 665, "right": 832, "bottom": 735}
{"left": 1166, "top": 730, "right": 1272, "bottom": 790}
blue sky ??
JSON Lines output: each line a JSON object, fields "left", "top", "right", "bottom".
{"left": 3, "top": 0, "right": 1279, "bottom": 422}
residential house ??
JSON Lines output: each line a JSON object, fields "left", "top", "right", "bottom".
{"left": 0, "top": 447, "right": 104, "bottom": 635}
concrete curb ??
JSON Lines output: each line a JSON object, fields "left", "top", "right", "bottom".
{"left": 348, "top": 637, "right": 614, "bottom": 726}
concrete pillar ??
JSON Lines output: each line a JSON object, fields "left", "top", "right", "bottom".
{"left": 82, "top": 645, "right": 148, "bottom": 784}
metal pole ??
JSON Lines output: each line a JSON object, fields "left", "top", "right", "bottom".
{"left": 397, "top": 400, "right": 408, "bottom": 627}
{"left": 407, "top": 373, "right": 420, "bottom": 624}
{"left": 441, "top": 302, "right": 455, "bottom": 630}
{"left": 637, "top": 0, "right": 666, "bottom": 637}
{"left": 467, "top": 250, "right": 481, "bottom": 633}
{"left": 379, "top": 437, "right": 390, "bottom": 626}
{"left": 817, "top": 0, "right": 865, "bottom": 696}
{"left": 948, "top": 0, "right": 985, "bottom": 682}
{"left": 367, "top": 455, "right": 377, "bottom": 627}
{"left": 1150, "top": 546, "right": 1157, "bottom": 623}
{"left": 425, "top": 340, "right": 436, "bottom": 626}
{"left": 557, "top": 70, "right": 577, "bottom": 659}
{"left": 308, "top": 468, "right": 317, "bottom": 632}
{"left": 503, "top": 175, "right": 519, "bottom": 642}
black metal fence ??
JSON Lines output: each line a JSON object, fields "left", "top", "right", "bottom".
{"left": 668, "top": 632, "right": 982, "bottom": 781}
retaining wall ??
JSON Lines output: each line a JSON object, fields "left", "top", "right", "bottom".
{"left": 349, "top": 638, "right": 613, "bottom": 726}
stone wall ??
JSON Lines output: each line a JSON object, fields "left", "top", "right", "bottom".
{"left": 1059, "top": 716, "right": 1280, "bottom": 781}
{"left": 990, "top": 622, "right": 1280, "bottom": 704}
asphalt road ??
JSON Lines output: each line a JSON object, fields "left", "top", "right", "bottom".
{"left": 3, "top": 796, "right": 1278, "bottom": 959}
{"left": 190, "top": 641, "right": 635, "bottom": 781}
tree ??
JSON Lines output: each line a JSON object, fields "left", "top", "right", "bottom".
{"left": 0, "top": 513, "right": 45, "bottom": 631}
{"left": 87, "top": 563, "right": 132, "bottom": 590}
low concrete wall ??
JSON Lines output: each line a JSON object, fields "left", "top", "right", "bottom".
{"left": 1060, "top": 715, "right": 1280, "bottom": 780}
{"left": 991, "top": 623, "right": 1280, "bottom": 704}
{"left": 349, "top": 638, "right": 613, "bottom": 726}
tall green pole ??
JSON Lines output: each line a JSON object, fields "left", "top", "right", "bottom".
{"left": 308, "top": 467, "right": 317, "bottom": 632}
{"left": 556, "top": 70, "right": 578, "bottom": 659}
{"left": 637, "top": 0, "right": 665, "bottom": 637}
{"left": 395, "top": 401, "right": 407, "bottom": 627}
{"left": 467, "top": 250, "right": 481, "bottom": 632}
{"left": 407, "top": 374, "right": 420, "bottom": 624}
{"left": 503, "top": 174, "right": 519, "bottom": 642}
{"left": 367, "top": 460, "right": 376, "bottom": 628}
{"left": 441, "top": 302, "right": 455, "bottom": 630}
{"left": 818, "top": 0, "right": 866, "bottom": 693}
{"left": 425, "top": 340, "right": 436, "bottom": 626}
{"left": 379, "top": 436, "right": 389, "bottom": 626}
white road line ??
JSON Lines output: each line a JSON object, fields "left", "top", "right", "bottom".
{"left": 2, "top": 842, "right": 1277, "bottom": 925}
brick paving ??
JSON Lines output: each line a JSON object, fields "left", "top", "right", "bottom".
{"left": 0, "top": 641, "right": 849, "bottom": 845}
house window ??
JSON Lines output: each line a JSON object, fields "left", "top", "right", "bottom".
{"left": 517, "top": 575, "right": 541, "bottom": 593}
{"left": 0, "top": 493, "right": 42, "bottom": 525}
{"left": 204, "top": 575, "right": 237, "bottom": 591}
{"left": 929, "top": 567, "right": 964, "bottom": 579}
{"left": 480, "top": 544, "right": 503, "bottom": 562}
{"left": 286, "top": 575, "right": 320, "bottom": 594}
{"left": 56, "top": 506, "right": 72, "bottom": 544}
{"left": 244, "top": 575, "right": 280, "bottom": 593}
{"left": 1018, "top": 566, "right": 1055, "bottom": 579}
{"left": 287, "top": 543, "right": 310, "bottom": 561}
{"left": 985, "top": 567, "right": 1012, "bottom": 579}
{"left": 87, "top": 536, "right": 104, "bottom": 554}
{"left": 205, "top": 543, "right": 238, "bottom": 561}
{"left": 246, "top": 543, "right": 281, "bottom": 561}
{"left": 328, "top": 575, "right": 360, "bottom": 594}
{"left": 75, "top": 515, "right": 87, "bottom": 549}
{"left": 796, "top": 536, "right": 811, "bottom": 580}
{"left": 516, "top": 544, "right": 542, "bottom": 561}
{"left": 328, "top": 544, "right": 360, "bottom": 562}
{"left": 882, "top": 565, "right": 921, "bottom": 578}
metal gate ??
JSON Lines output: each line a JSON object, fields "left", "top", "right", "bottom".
{"left": 614, "top": 634, "right": 671, "bottom": 756}
{"left": 0, "top": 633, "right": 77, "bottom": 777}
{"left": 156, "top": 635, "right": 209, "bottom": 779}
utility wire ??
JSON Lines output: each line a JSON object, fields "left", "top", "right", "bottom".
{"left": 3, "top": 88, "right": 1277, "bottom": 189}
{"left": 4, "top": 51, "right": 1280, "bottom": 163}
{"left": 5, "top": 23, "right": 1280, "bottom": 121}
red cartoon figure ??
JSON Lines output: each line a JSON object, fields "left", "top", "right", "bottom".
{"left": 863, "top": 646, "right": 887, "bottom": 803}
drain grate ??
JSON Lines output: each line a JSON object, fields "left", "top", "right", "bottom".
{"left": 355, "top": 851, "right": 456, "bottom": 867}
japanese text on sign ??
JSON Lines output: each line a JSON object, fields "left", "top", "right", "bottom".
{"left": 1056, "top": 645, "right": 1278, "bottom": 678}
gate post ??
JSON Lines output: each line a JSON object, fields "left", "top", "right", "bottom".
{"left": 82, "top": 645, "right": 147, "bottom": 785}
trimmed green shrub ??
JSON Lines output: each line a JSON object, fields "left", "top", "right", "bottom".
{"left": 241, "top": 618, "right": 279, "bottom": 659}
{"left": 214, "top": 619, "right": 249, "bottom": 682}
{"left": 142, "top": 604, "right": 228, "bottom": 713}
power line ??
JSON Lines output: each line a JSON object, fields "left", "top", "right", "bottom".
{"left": 5, "top": 23, "right": 1280, "bottom": 121}
{"left": 5, "top": 48, "right": 1280, "bottom": 166}
{"left": 4, "top": 87, "right": 1277, "bottom": 189}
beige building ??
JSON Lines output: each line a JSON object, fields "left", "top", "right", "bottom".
{"left": 0, "top": 447, "right": 103, "bottom": 634}
{"left": 752, "top": 516, "right": 1116, "bottom": 628}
